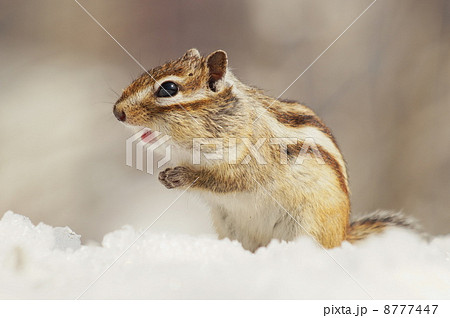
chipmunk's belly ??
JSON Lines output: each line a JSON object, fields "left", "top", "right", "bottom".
{"left": 201, "top": 191, "right": 298, "bottom": 251}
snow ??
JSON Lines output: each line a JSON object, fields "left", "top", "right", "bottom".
{"left": 0, "top": 211, "right": 449, "bottom": 299}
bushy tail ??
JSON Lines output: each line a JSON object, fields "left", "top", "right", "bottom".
{"left": 347, "top": 211, "right": 416, "bottom": 243}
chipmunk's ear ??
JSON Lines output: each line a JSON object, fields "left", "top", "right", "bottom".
{"left": 206, "top": 50, "right": 228, "bottom": 91}
{"left": 183, "top": 48, "right": 200, "bottom": 59}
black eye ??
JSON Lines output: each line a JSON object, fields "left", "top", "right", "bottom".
{"left": 156, "top": 81, "right": 179, "bottom": 97}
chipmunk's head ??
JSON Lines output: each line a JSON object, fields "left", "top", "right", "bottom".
{"left": 113, "top": 48, "right": 239, "bottom": 144}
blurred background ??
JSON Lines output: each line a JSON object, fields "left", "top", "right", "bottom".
{"left": 1, "top": 0, "right": 449, "bottom": 242}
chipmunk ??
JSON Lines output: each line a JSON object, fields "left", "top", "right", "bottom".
{"left": 113, "top": 48, "right": 414, "bottom": 252}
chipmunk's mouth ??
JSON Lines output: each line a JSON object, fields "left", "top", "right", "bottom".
{"left": 139, "top": 128, "right": 166, "bottom": 145}
{"left": 141, "top": 129, "right": 153, "bottom": 141}
{"left": 141, "top": 129, "right": 156, "bottom": 144}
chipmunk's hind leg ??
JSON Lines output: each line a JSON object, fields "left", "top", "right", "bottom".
{"left": 300, "top": 204, "right": 349, "bottom": 249}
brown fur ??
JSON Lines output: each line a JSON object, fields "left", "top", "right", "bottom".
{"left": 113, "top": 48, "right": 413, "bottom": 252}
{"left": 269, "top": 110, "right": 337, "bottom": 143}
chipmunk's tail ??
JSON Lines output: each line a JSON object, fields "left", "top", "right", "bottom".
{"left": 346, "top": 211, "right": 417, "bottom": 243}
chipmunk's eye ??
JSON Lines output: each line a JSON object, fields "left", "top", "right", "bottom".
{"left": 156, "top": 81, "right": 179, "bottom": 97}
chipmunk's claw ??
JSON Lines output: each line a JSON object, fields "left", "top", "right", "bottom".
{"left": 158, "top": 166, "right": 193, "bottom": 189}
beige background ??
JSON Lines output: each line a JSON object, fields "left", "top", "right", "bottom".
{"left": 1, "top": 0, "right": 449, "bottom": 242}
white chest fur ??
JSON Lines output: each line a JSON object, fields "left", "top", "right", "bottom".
{"left": 200, "top": 191, "right": 300, "bottom": 252}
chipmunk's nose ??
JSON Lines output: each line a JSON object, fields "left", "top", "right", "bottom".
{"left": 113, "top": 105, "right": 126, "bottom": 122}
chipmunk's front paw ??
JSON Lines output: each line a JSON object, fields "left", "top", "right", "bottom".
{"left": 158, "top": 166, "right": 195, "bottom": 189}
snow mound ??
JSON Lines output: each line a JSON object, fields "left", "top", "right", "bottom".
{"left": 0, "top": 211, "right": 449, "bottom": 299}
